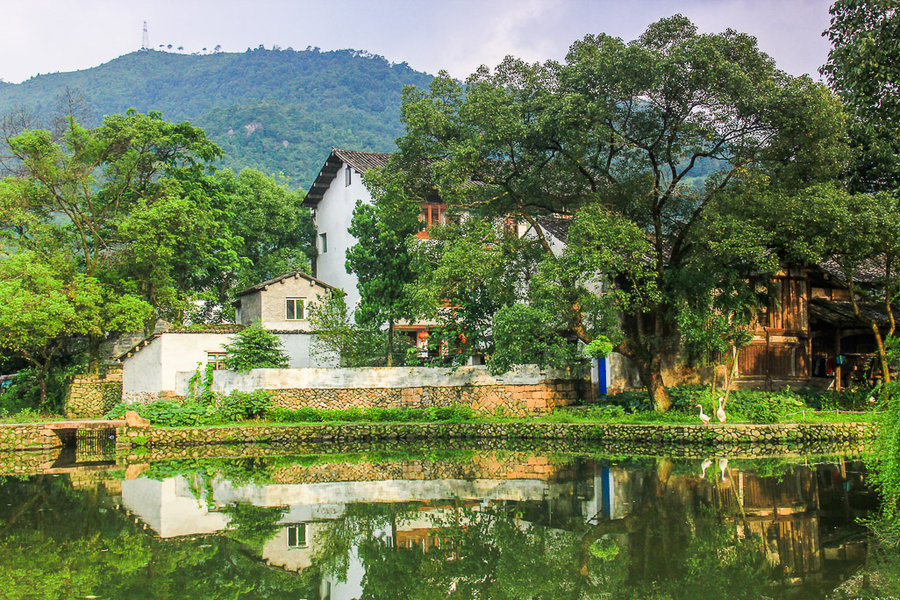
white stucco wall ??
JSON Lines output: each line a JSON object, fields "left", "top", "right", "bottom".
{"left": 277, "top": 333, "right": 338, "bottom": 368}
{"left": 122, "top": 335, "right": 165, "bottom": 395}
{"left": 178, "top": 364, "right": 570, "bottom": 396}
{"left": 158, "top": 333, "right": 232, "bottom": 393}
{"left": 313, "top": 162, "right": 371, "bottom": 312}
{"left": 237, "top": 275, "right": 333, "bottom": 331}
{"left": 125, "top": 331, "right": 333, "bottom": 397}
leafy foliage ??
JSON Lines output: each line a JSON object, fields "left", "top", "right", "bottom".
{"left": 223, "top": 325, "right": 289, "bottom": 371}
{"left": 823, "top": 0, "right": 900, "bottom": 191}
{"left": 307, "top": 291, "right": 387, "bottom": 367}
{"left": 346, "top": 169, "right": 423, "bottom": 365}
{"left": 387, "top": 16, "right": 847, "bottom": 410}
{"left": 489, "top": 304, "right": 584, "bottom": 376}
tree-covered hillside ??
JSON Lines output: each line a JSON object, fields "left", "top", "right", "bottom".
{"left": 0, "top": 47, "right": 433, "bottom": 186}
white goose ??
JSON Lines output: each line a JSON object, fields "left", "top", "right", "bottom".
{"left": 700, "top": 458, "right": 713, "bottom": 478}
{"left": 718, "top": 458, "right": 729, "bottom": 481}
{"left": 717, "top": 397, "right": 727, "bottom": 423}
{"left": 697, "top": 403, "right": 711, "bottom": 425}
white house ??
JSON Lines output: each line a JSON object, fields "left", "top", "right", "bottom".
{"left": 120, "top": 271, "right": 338, "bottom": 403}
{"left": 304, "top": 148, "right": 392, "bottom": 311}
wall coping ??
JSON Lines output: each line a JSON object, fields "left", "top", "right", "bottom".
{"left": 176, "top": 365, "right": 579, "bottom": 396}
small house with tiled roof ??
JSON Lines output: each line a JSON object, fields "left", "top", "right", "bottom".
{"left": 233, "top": 270, "right": 336, "bottom": 331}
{"left": 119, "top": 271, "right": 338, "bottom": 403}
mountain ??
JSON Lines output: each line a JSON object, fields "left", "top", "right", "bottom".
{"left": 0, "top": 47, "right": 434, "bottom": 187}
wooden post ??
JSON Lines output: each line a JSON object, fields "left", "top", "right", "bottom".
{"left": 834, "top": 328, "right": 842, "bottom": 392}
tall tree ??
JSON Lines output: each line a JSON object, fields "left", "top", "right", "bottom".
{"left": 388, "top": 16, "right": 847, "bottom": 409}
{"left": 345, "top": 170, "right": 422, "bottom": 366}
{"left": 0, "top": 252, "right": 150, "bottom": 407}
{"left": 822, "top": 0, "right": 900, "bottom": 192}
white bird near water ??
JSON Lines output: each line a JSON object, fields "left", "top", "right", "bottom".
{"left": 700, "top": 458, "right": 713, "bottom": 478}
{"left": 718, "top": 458, "right": 729, "bottom": 481}
{"left": 717, "top": 397, "right": 727, "bottom": 423}
{"left": 697, "top": 404, "right": 711, "bottom": 425}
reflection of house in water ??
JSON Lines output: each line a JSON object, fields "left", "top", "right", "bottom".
{"left": 587, "top": 459, "right": 873, "bottom": 590}
{"left": 121, "top": 455, "right": 581, "bottom": 600}
{"left": 120, "top": 455, "right": 873, "bottom": 598}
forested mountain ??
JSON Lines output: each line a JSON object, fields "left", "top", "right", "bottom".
{"left": 0, "top": 47, "right": 433, "bottom": 186}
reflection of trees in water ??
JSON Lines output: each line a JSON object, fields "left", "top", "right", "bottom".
{"left": 0, "top": 476, "right": 316, "bottom": 600}
{"left": 302, "top": 458, "right": 774, "bottom": 599}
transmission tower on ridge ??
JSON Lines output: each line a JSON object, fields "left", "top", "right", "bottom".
{"left": 141, "top": 21, "right": 149, "bottom": 51}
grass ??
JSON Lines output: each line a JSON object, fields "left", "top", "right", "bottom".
{"left": 0, "top": 412, "right": 67, "bottom": 425}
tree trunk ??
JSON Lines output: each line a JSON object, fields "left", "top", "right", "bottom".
{"left": 638, "top": 357, "right": 671, "bottom": 411}
{"left": 871, "top": 322, "right": 892, "bottom": 386}
{"left": 36, "top": 362, "right": 49, "bottom": 411}
{"left": 87, "top": 334, "right": 102, "bottom": 374}
{"left": 387, "top": 318, "right": 394, "bottom": 367}
{"left": 849, "top": 277, "right": 892, "bottom": 386}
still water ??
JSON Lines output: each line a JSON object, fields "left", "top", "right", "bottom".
{"left": 0, "top": 447, "right": 880, "bottom": 599}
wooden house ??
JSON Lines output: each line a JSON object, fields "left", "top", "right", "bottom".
{"left": 736, "top": 266, "right": 890, "bottom": 389}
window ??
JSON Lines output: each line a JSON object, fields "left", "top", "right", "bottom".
{"left": 287, "top": 523, "right": 308, "bottom": 548}
{"left": 416, "top": 203, "right": 449, "bottom": 238}
{"left": 285, "top": 298, "right": 305, "bottom": 320}
{"left": 207, "top": 352, "right": 227, "bottom": 370}
{"left": 319, "top": 233, "right": 327, "bottom": 254}
{"left": 345, "top": 166, "right": 352, "bottom": 187}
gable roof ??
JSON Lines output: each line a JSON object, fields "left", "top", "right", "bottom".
{"left": 303, "top": 148, "right": 392, "bottom": 208}
{"left": 118, "top": 324, "right": 248, "bottom": 361}
{"left": 234, "top": 270, "right": 336, "bottom": 298}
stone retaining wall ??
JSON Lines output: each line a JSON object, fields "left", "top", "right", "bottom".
{"left": 266, "top": 381, "right": 580, "bottom": 416}
{"left": 66, "top": 368, "right": 123, "bottom": 418}
{"left": 115, "top": 421, "right": 876, "bottom": 453}
{"left": 0, "top": 423, "right": 68, "bottom": 450}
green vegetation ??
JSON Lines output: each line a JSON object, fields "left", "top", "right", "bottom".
{"left": 0, "top": 110, "right": 314, "bottom": 410}
{"left": 346, "top": 169, "right": 423, "bottom": 366}
{"left": 106, "top": 395, "right": 477, "bottom": 427}
{"left": 0, "top": 47, "right": 433, "bottom": 185}
{"left": 223, "top": 325, "right": 289, "bottom": 371}
{"left": 373, "top": 15, "right": 850, "bottom": 411}
{"left": 104, "top": 385, "right": 874, "bottom": 428}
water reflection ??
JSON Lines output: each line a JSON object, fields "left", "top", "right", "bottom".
{"left": 0, "top": 451, "right": 879, "bottom": 599}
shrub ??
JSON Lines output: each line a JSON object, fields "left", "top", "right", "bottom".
{"left": 224, "top": 325, "right": 289, "bottom": 372}
{"left": 107, "top": 399, "right": 216, "bottom": 427}
{"left": 215, "top": 390, "right": 272, "bottom": 422}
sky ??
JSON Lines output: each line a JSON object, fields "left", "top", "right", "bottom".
{"left": 1, "top": 0, "right": 835, "bottom": 84}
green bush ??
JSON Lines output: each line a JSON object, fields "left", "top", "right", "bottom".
{"left": 215, "top": 390, "right": 272, "bottom": 422}
{"left": 107, "top": 399, "right": 216, "bottom": 427}
{"left": 224, "top": 325, "right": 289, "bottom": 372}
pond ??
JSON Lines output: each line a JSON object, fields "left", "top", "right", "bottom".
{"left": 0, "top": 445, "right": 881, "bottom": 599}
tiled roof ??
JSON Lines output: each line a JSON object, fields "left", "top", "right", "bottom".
{"left": 303, "top": 148, "right": 393, "bottom": 207}
{"left": 333, "top": 148, "right": 392, "bottom": 172}
{"left": 235, "top": 270, "right": 336, "bottom": 298}
{"left": 117, "top": 324, "right": 247, "bottom": 360}
{"left": 536, "top": 217, "right": 572, "bottom": 243}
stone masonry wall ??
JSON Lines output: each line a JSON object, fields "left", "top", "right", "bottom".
{"left": 0, "top": 423, "right": 69, "bottom": 451}
{"left": 115, "top": 421, "right": 876, "bottom": 454}
{"left": 66, "top": 367, "right": 124, "bottom": 418}
{"left": 267, "top": 380, "right": 581, "bottom": 416}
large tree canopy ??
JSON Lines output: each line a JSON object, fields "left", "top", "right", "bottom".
{"left": 0, "top": 110, "right": 315, "bottom": 408}
{"left": 822, "top": 0, "right": 900, "bottom": 192}
{"left": 386, "top": 16, "right": 848, "bottom": 409}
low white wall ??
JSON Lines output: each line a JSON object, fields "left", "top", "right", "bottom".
{"left": 175, "top": 365, "right": 570, "bottom": 396}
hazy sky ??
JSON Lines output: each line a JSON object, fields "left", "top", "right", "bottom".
{"left": 2, "top": 0, "right": 835, "bottom": 83}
